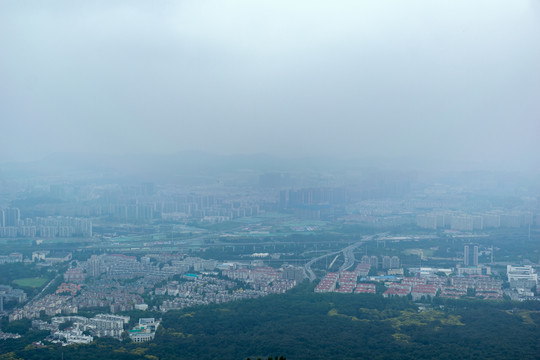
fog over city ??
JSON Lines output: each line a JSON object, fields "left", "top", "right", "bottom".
{"left": 2, "top": 3, "right": 540, "bottom": 359}
{"left": 1, "top": 0, "right": 539, "bottom": 171}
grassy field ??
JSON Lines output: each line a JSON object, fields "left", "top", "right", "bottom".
{"left": 13, "top": 277, "right": 49, "bottom": 288}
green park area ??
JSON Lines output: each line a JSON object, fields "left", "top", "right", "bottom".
{"left": 13, "top": 277, "right": 49, "bottom": 288}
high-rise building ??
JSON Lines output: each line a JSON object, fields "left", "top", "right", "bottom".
{"left": 281, "top": 265, "right": 305, "bottom": 282}
{"left": 88, "top": 255, "right": 102, "bottom": 277}
{"left": 390, "top": 256, "right": 400, "bottom": 269}
{"left": 382, "top": 256, "right": 391, "bottom": 269}
{"left": 482, "top": 214, "right": 500, "bottom": 228}
{"left": 279, "top": 190, "right": 288, "bottom": 209}
{"left": 416, "top": 214, "right": 437, "bottom": 229}
{"left": 141, "top": 182, "right": 155, "bottom": 196}
{"left": 370, "top": 256, "right": 378, "bottom": 269}
{"left": 4, "top": 208, "right": 20, "bottom": 227}
{"left": 451, "top": 216, "right": 474, "bottom": 231}
{"left": 464, "top": 244, "right": 478, "bottom": 266}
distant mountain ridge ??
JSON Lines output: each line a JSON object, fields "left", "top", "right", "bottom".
{"left": 0, "top": 152, "right": 345, "bottom": 179}
{"left": 0, "top": 151, "right": 530, "bottom": 182}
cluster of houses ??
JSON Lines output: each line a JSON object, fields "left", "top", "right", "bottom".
{"left": 158, "top": 266, "right": 301, "bottom": 311}
{"left": 9, "top": 294, "right": 78, "bottom": 322}
{"left": 315, "top": 271, "right": 376, "bottom": 294}
{"left": 314, "top": 265, "right": 504, "bottom": 301}
{"left": 384, "top": 279, "right": 439, "bottom": 300}
{"left": 222, "top": 266, "right": 300, "bottom": 292}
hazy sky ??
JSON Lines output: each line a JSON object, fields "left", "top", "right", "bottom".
{"left": 1, "top": 0, "right": 539, "bottom": 170}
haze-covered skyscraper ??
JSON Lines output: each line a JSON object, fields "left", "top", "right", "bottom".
{"left": 88, "top": 255, "right": 102, "bottom": 277}
{"left": 382, "top": 256, "right": 391, "bottom": 269}
{"left": 370, "top": 256, "right": 378, "bottom": 269}
{"left": 464, "top": 244, "right": 478, "bottom": 266}
{"left": 4, "top": 208, "right": 20, "bottom": 227}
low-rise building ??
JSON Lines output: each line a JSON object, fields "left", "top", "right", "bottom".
{"left": 129, "top": 318, "right": 160, "bottom": 343}
{"left": 507, "top": 265, "right": 538, "bottom": 290}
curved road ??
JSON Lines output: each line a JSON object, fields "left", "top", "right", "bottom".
{"left": 304, "top": 234, "right": 377, "bottom": 281}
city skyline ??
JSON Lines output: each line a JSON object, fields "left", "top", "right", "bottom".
{"left": 1, "top": 1, "right": 540, "bottom": 358}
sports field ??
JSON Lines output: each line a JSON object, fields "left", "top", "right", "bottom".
{"left": 13, "top": 277, "right": 48, "bottom": 288}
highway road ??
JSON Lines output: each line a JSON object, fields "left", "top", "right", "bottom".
{"left": 304, "top": 234, "right": 379, "bottom": 281}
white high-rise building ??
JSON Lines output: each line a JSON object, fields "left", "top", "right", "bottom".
{"left": 464, "top": 244, "right": 478, "bottom": 266}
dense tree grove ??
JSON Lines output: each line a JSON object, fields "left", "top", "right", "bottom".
{"left": 2, "top": 282, "right": 539, "bottom": 360}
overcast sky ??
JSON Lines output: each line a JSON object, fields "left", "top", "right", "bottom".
{"left": 1, "top": 0, "right": 539, "bottom": 171}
